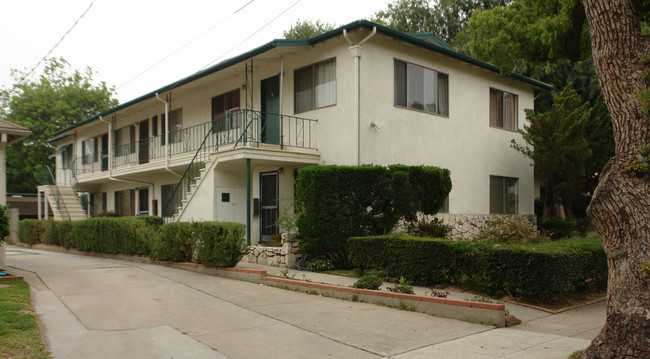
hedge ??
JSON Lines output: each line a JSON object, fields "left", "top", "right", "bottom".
{"left": 43, "top": 221, "right": 75, "bottom": 248}
{"left": 151, "top": 222, "right": 196, "bottom": 262}
{"left": 349, "top": 234, "right": 607, "bottom": 301}
{"left": 194, "top": 222, "right": 247, "bottom": 267}
{"left": 296, "top": 165, "right": 451, "bottom": 263}
{"left": 71, "top": 217, "right": 156, "bottom": 255}
{"left": 18, "top": 219, "right": 49, "bottom": 245}
{"left": 17, "top": 218, "right": 247, "bottom": 268}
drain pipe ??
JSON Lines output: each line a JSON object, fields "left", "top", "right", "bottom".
{"left": 343, "top": 26, "right": 376, "bottom": 165}
{"left": 155, "top": 92, "right": 182, "bottom": 177}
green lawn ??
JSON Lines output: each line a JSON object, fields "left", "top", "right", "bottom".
{"left": 0, "top": 279, "right": 48, "bottom": 359}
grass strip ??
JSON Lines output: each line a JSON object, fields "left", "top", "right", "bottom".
{"left": 0, "top": 279, "right": 48, "bottom": 359}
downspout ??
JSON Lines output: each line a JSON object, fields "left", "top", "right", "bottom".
{"left": 279, "top": 55, "right": 284, "bottom": 149}
{"left": 343, "top": 26, "right": 376, "bottom": 165}
{"left": 155, "top": 92, "right": 182, "bottom": 177}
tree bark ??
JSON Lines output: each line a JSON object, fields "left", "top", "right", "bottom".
{"left": 581, "top": 0, "right": 650, "bottom": 358}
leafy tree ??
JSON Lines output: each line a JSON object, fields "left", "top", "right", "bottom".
{"left": 467, "top": 0, "right": 615, "bottom": 218}
{"left": 372, "top": 0, "right": 509, "bottom": 49}
{"left": 283, "top": 19, "right": 336, "bottom": 39}
{"left": 467, "top": 0, "right": 591, "bottom": 74}
{"left": 579, "top": 1, "right": 650, "bottom": 357}
{"left": 511, "top": 85, "right": 591, "bottom": 221}
{"left": 0, "top": 58, "right": 118, "bottom": 193}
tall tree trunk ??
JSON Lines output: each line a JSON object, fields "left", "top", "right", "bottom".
{"left": 582, "top": 0, "right": 650, "bottom": 358}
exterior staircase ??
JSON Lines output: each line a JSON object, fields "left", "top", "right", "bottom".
{"left": 41, "top": 185, "right": 89, "bottom": 221}
{"left": 171, "top": 157, "right": 217, "bottom": 222}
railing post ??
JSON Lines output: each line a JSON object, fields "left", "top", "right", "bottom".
{"left": 246, "top": 158, "right": 251, "bottom": 246}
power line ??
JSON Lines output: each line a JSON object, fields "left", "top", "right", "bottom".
{"left": 10, "top": 0, "right": 96, "bottom": 91}
{"left": 118, "top": 0, "right": 256, "bottom": 90}
{"left": 201, "top": 0, "right": 303, "bottom": 70}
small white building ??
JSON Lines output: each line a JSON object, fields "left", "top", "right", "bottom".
{"left": 44, "top": 20, "right": 551, "bottom": 244}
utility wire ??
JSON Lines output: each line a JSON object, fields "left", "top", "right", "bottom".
{"left": 118, "top": 0, "right": 256, "bottom": 89}
{"left": 201, "top": 0, "right": 303, "bottom": 70}
{"left": 9, "top": 0, "right": 96, "bottom": 92}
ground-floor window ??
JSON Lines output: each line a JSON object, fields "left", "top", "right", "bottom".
{"left": 489, "top": 176, "right": 518, "bottom": 214}
{"left": 138, "top": 188, "right": 149, "bottom": 215}
{"left": 115, "top": 189, "right": 135, "bottom": 216}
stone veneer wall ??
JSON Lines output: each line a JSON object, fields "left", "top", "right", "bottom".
{"left": 241, "top": 233, "right": 301, "bottom": 268}
{"left": 433, "top": 214, "right": 538, "bottom": 241}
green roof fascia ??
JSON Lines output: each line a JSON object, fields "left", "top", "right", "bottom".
{"left": 53, "top": 20, "right": 552, "bottom": 138}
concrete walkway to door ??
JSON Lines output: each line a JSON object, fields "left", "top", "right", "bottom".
{"left": 6, "top": 245, "right": 604, "bottom": 359}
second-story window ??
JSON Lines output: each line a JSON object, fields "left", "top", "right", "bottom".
{"left": 115, "top": 125, "right": 135, "bottom": 156}
{"left": 212, "top": 89, "right": 240, "bottom": 132}
{"left": 295, "top": 58, "right": 336, "bottom": 113}
{"left": 81, "top": 137, "right": 97, "bottom": 164}
{"left": 489, "top": 88, "right": 518, "bottom": 131}
{"left": 394, "top": 59, "right": 449, "bottom": 116}
{"left": 169, "top": 108, "right": 183, "bottom": 143}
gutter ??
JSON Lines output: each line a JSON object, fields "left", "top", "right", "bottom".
{"left": 343, "top": 26, "right": 376, "bottom": 165}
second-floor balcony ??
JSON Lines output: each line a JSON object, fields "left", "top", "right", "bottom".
{"left": 71, "top": 109, "right": 318, "bottom": 178}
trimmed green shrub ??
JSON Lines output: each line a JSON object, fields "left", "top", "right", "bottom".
{"left": 194, "top": 222, "right": 248, "bottom": 267}
{"left": 296, "top": 165, "right": 451, "bottom": 264}
{"left": 476, "top": 215, "right": 540, "bottom": 243}
{"left": 0, "top": 205, "right": 9, "bottom": 244}
{"left": 71, "top": 217, "right": 155, "bottom": 255}
{"left": 540, "top": 217, "right": 576, "bottom": 239}
{"left": 17, "top": 219, "right": 49, "bottom": 245}
{"left": 353, "top": 274, "right": 383, "bottom": 290}
{"left": 152, "top": 222, "right": 195, "bottom": 262}
{"left": 405, "top": 217, "right": 452, "bottom": 238}
{"left": 42, "top": 221, "right": 75, "bottom": 248}
{"left": 349, "top": 234, "right": 607, "bottom": 301}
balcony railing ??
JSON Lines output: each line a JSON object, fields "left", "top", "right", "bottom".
{"left": 73, "top": 109, "right": 317, "bottom": 177}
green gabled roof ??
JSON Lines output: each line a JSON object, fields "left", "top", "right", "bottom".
{"left": 52, "top": 19, "right": 553, "bottom": 138}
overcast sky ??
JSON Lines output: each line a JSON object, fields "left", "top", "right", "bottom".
{"left": 0, "top": 0, "right": 389, "bottom": 103}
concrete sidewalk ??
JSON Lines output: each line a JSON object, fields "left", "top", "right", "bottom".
{"left": 6, "top": 245, "right": 604, "bottom": 359}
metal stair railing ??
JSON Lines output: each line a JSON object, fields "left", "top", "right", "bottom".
{"left": 69, "top": 159, "right": 93, "bottom": 218}
{"left": 162, "top": 111, "right": 235, "bottom": 223}
{"left": 44, "top": 166, "right": 71, "bottom": 221}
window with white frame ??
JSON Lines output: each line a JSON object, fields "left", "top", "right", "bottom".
{"left": 489, "top": 176, "right": 518, "bottom": 214}
{"left": 489, "top": 88, "right": 518, "bottom": 130}
{"left": 394, "top": 59, "right": 449, "bottom": 116}
{"left": 294, "top": 58, "right": 336, "bottom": 113}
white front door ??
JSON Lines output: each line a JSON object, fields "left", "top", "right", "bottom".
{"left": 216, "top": 187, "right": 244, "bottom": 223}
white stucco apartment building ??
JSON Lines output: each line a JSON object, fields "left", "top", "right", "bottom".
{"left": 42, "top": 20, "right": 551, "bottom": 245}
